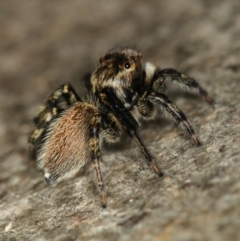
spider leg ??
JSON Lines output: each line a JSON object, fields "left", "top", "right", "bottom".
{"left": 132, "top": 132, "right": 163, "bottom": 177}
{"left": 99, "top": 88, "right": 163, "bottom": 177}
{"left": 156, "top": 68, "right": 215, "bottom": 107}
{"left": 147, "top": 91, "right": 201, "bottom": 146}
{"left": 28, "top": 84, "right": 81, "bottom": 166}
{"left": 89, "top": 114, "right": 107, "bottom": 208}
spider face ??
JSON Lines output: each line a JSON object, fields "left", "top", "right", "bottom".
{"left": 92, "top": 48, "right": 143, "bottom": 105}
{"left": 29, "top": 47, "right": 214, "bottom": 208}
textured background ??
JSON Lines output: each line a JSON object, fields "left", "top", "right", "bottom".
{"left": 0, "top": 0, "right": 240, "bottom": 240}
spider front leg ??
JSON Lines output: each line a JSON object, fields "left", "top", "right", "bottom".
{"left": 28, "top": 84, "right": 81, "bottom": 166}
{"left": 99, "top": 88, "right": 163, "bottom": 177}
{"left": 147, "top": 92, "right": 201, "bottom": 145}
{"left": 150, "top": 67, "right": 215, "bottom": 107}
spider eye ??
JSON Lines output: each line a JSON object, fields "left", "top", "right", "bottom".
{"left": 124, "top": 62, "right": 131, "bottom": 69}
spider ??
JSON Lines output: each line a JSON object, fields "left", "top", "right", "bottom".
{"left": 29, "top": 47, "right": 214, "bottom": 208}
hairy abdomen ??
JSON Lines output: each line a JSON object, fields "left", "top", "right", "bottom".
{"left": 37, "top": 102, "right": 100, "bottom": 183}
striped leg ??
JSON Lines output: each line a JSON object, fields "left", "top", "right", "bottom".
{"left": 29, "top": 84, "right": 81, "bottom": 166}
{"left": 148, "top": 92, "right": 201, "bottom": 145}
{"left": 157, "top": 68, "right": 215, "bottom": 107}
{"left": 89, "top": 115, "right": 107, "bottom": 208}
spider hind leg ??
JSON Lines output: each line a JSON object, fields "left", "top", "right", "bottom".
{"left": 28, "top": 84, "right": 81, "bottom": 166}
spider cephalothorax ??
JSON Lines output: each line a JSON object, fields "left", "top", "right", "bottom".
{"left": 29, "top": 47, "right": 214, "bottom": 208}
{"left": 91, "top": 48, "right": 143, "bottom": 109}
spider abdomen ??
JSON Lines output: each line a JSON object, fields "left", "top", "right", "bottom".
{"left": 37, "top": 102, "right": 100, "bottom": 183}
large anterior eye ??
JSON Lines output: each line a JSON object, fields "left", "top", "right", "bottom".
{"left": 124, "top": 62, "right": 131, "bottom": 69}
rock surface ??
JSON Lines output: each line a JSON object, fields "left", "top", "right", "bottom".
{"left": 0, "top": 0, "right": 240, "bottom": 240}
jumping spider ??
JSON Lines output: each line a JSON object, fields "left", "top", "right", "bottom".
{"left": 29, "top": 47, "right": 214, "bottom": 208}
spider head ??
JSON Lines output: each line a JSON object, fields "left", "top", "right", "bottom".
{"left": 91, "top": 48, "right": 143, "bottom": 93}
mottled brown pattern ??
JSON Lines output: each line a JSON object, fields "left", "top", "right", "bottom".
{"left": 30, "top": 45, "right": 213, "bottom": 206}
{"left": 91, "top": 47, "right": 142, "bottom": 94}
{"left": 1, "top": 1, "right": 240, "bottom": 240}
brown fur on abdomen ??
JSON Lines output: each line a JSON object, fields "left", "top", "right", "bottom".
{"left": 37, "top": 102, "right": 100, "bottom": 183}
